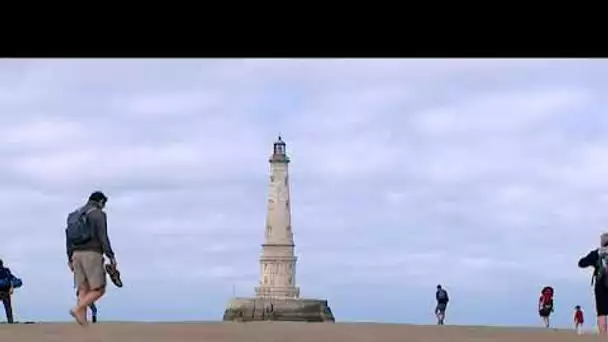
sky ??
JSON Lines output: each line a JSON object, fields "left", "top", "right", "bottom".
{"left": 0, "top": 58, "right": 607, "bottom": 327}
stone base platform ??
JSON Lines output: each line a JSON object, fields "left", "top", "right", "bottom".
{"left": 222, "top": 297, "right": 335, "bottom": 322}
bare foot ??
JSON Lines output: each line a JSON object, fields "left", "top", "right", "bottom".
{"left": 69, "top": 309, "right": 88, "bottom": 326}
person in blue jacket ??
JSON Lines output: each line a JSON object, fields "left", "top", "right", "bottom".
{"left": 0, "top": 259, "right": 16, "bottom": 324}
{"left": 435, "top": 284, "right": 449, "bottom": 325}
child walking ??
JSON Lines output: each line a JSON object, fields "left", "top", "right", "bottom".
{"left": 574, "top": 305, "right": 584, "bottom": 334}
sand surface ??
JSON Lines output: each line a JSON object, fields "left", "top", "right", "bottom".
{"left": 0, "top": 322, "right": 599, "bottom": 342}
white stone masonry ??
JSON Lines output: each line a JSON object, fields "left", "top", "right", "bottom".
{"left": 254, "top": 136, "right": 300, "bottom": 299}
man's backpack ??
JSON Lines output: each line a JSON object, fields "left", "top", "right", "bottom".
{"left": 437, "top": 289, "right": 448, "bottom": 302}
{"left": 596, "top": 247, "right": 608, "bottom": 287}
{"left": 11, "top": 277, "right": 22, "bottom": 289}
{"left": 0, "top": 268, "right": 21, "bottom": 290}
{"left": 66, "top": 207, "right": 96, "bottom": 245}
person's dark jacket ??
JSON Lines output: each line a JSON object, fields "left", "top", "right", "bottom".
{"left": 579, "top": 249, "right": 602, "bottom": 289}
{"left": 66, "top": 200, "right": 115, "bottom": 262}
{"left": 436, "top": 289, "right": 449, "bottom": 304}
{"left": 0, "top": 267, "right": 14, "bottom": 292}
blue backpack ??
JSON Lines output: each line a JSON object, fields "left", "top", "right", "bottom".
{"left": 0, "top": 268, "right": 21, "bottom": 289}
{"left": 11, "top": 277, "right": 22, "bottom": 288}
{"left": 66, "top": 207, "right": 95, "bottom": 245}
{"left": 437, "top": 289, "right": 448, "bottom": 303}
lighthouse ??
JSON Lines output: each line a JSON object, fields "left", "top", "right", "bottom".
{"left": 222, "top": 136, "right": 334, "bottom": 322}
{"left": 254, "top": 136, "right": 300, "bottom": 299}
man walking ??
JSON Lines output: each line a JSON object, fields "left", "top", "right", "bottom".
{"left": 435, "top": 284, "right": 449, "bottom": 325}
{"left": 66, "top": 191, "right": 117, "bottom": 326}
{"left": 0, "top": 260, "right": 15, "bottom": 324}
{"left": 579, "top": 232, "right": 608, "bottom": 336}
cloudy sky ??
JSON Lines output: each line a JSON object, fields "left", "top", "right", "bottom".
{"left": 0, "top": 59, "right": 607, "bottom": 327}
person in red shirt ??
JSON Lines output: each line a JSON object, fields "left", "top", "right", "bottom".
{"left": 538, "top": 286, "right": 554, "bottom": 328}
{"left": 574, "top": 305, "right": 584, "bottom": 334}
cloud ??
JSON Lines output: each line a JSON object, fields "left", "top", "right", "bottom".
{"left": 0, "top": 59, "right": 607, "bottom": 326}
{"left": 410, "top": 87, "right": 590, "bottom": 136}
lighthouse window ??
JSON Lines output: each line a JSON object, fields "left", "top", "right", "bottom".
{"left": 288, "top": 263, "right": 292, "bottom": 270}
{"left": 267, "top": 225, "right": 272, "bottom": 233}
{"left": 286, "top": 225, "right": 291, "bottom": 231}
{"left": 270, "top": 175, "right": 275, "bottom": 182}
{"left": 288, "top": 277, "right": 292, "bottom": 285}
{"left": 286, "top": 200, "right": 290, "bottom": 208}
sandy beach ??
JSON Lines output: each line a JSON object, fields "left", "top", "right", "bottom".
{"left": 0, "top": 322, "right": 599, "bottom": 342}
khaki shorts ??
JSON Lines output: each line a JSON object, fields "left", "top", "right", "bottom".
{"left": 72, "top": 251, "right": 106, "bottom": 290}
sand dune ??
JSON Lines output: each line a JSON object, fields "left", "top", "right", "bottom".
{"left": 0, "top": 322, "right": 599, "bottom": 342}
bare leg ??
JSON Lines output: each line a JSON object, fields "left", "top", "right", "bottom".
{"left": 76, "top": 288, "right": 105, "bottom": 313}
{"left": 70, "top": 285, "right": 90, "bottom": 326}
{"left": 437, "top": 311, "right": 445, "bottom": 325}
{"left": 598, "top": 315, "right": 607, "bottom": 336}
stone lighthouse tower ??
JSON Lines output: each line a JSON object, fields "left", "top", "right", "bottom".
{"left": 222, "top": 136, "right": 334, "bottom": 322}
{"left": 254, "top": 136, "right": 300, "bottom": 299}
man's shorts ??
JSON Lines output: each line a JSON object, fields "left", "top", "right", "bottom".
{"left": 435, "top": 303, "right": 447, "bottom": 314}
{"left": 72, "top": 251, "right": 106, "bottom": 290}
